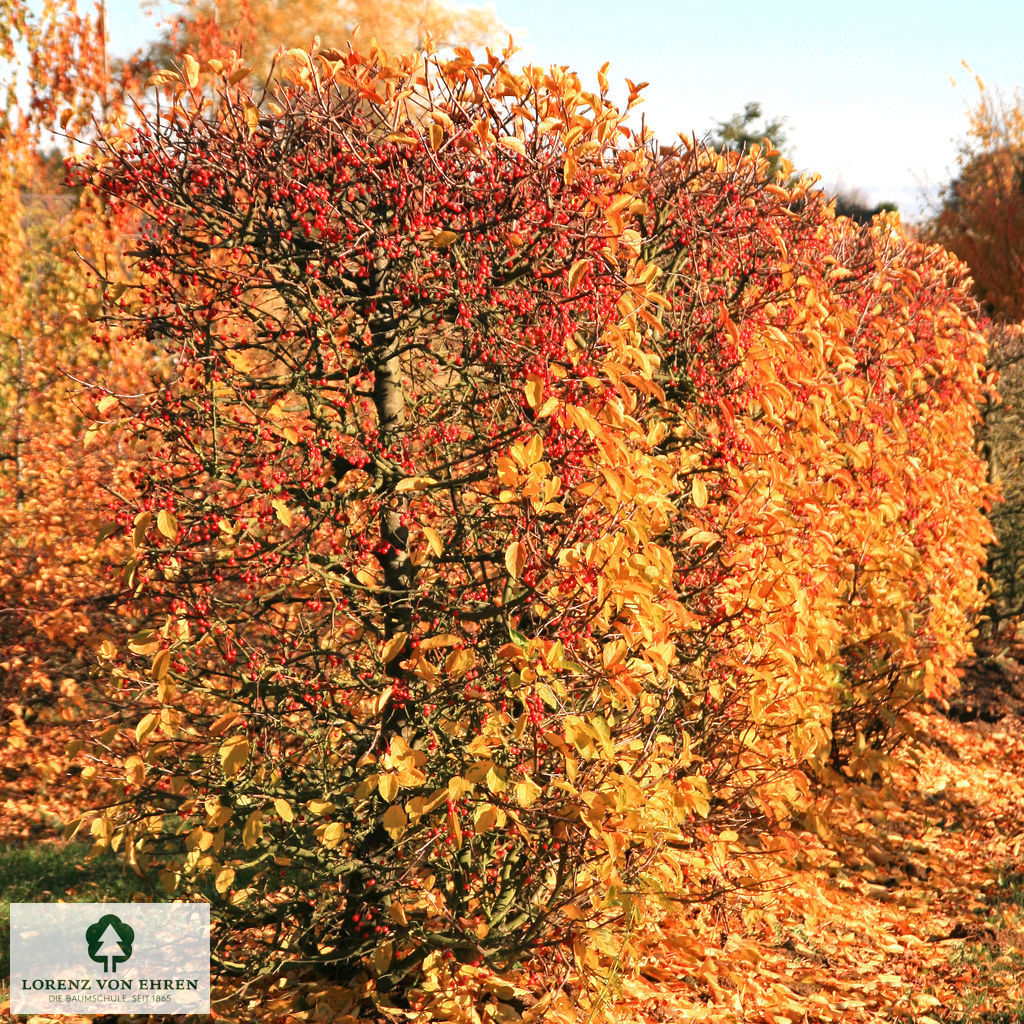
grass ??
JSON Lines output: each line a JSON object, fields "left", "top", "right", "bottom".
{"left": 0, "top": 840, "right": 148, "bottom": 985}
{"left": 947, "top": 939, "right": 1024, "bottom": 1023}
{"left": 992, "top": 869, "right": 1024, "bottom": 911}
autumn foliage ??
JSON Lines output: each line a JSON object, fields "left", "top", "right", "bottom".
{"left": 152, "top": 0, "right": 505, "bottom": 80}
{"left": 926, "top": 73, "right": 1024, "bottom": 634}
{"left": 0, "top": 2, "right": 145, "bottom": 763}
{"left": 49, "top": 40, "right": 995, "bottom": 1019}
{"left": 930, "top": 70, "right": 1024, "bottom": 324}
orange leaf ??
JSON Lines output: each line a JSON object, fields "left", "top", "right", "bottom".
{"left": 505, "top": 541, "right": 526, "bottom": 580}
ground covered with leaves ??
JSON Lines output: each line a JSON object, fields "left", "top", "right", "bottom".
{"left": 614, "top": 648, "right": 1024, "bottom": 1023}
{"left": 2, "top": 645, "right": 1022, "bottom": 1023}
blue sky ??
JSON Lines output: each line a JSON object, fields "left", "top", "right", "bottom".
{"left": 102, "top": 0, "right": 1024, "bottom": 219}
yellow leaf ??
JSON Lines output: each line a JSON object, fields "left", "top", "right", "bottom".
{"left": 691, "top": 477, "right": 708, "bottom": 508}
{"left": 602, "top": 638, "right": 627, "bottom": 670}
{"left": 406, "top": 789, "right": 446, "bottom": 823}
{"left": 525, "top": 433, "right": 544, "bottom": 464}
{"left": 242, "top": 810, "right": 263, "bottom": 848}
{"left": 373, "top": 939, "right": 394, "bottom": 975}
{"left": 599, "top": 467, "right": 623, "bottom": 500}
{"left": 444, "top": 648, "right": 475, "bottom": 679}
{"left": 378, "top": 773, "right": 399, "bottom": 802}
{"left": 157, "top": 509, "right": 178, "bottom": 540}
{"left": 447, "top": 804, "right": 463, "bottom": 849}
{"left": 124, "top": 755, "right": 146, "bottom": 786}
{"left": 274, "top": 798, "right": 294, "bottom": 822}
{"left": 448, "top": 776, "right": 471, "bottom": 800}
{"left": 150, "top": 649, "right": 170, "bottom": 681}
{"left": 395, "top": 476, "right": 437, "bottom": 491}
{"left": 271, "top": 499, "right": 292, "bottom": 526}
{"left": 689, "top": 530, "right": 719, "bottom": 547}
{"left": 160, "top": 707, "right": 181, "bottom": 737}
{"left": 306, "top": 799, "right": 335, "bottom": 815}
{"left": 514, "top": 777, "right": 542, "bottom": 807}
{"left": 679, "top": 775, "right": 711, "bottom": 818}
{"left": 128, "top": 631, "right": 160, "bottom": 656}
{"left": 132, "top": 511, "right": 152, "bottom": 548}
{"left": 419, "top": 633, "right": 460, "bottom": 650}
{"left": 485, "top": 765, "right": 506, "bottom": 794}
{"left": 524, "top": 375, "right": 544, "bottom": 412}
{"left": 564, "top": 154, "right": 578, "bottom": 185}
{"left": 537, "top": 397, "right": 559, "bottom": 419}
{"left": 430, "top": 231, "right": 458, "bottom": 249}
{"left": 422, "top": 527, "right": 443, "bottom": 557}
{"left": 474, "top": 804, "right": 499, "bottom": 833}
{"left": 136, "top": 712, "right": 159, "bottom": 744}
{"left": 219, "top": 735, "right": 249, "bottom": 778}
{"left": 429, "top": 123, "right": 444, "bottom": 151}
{"left": 322, "top": 822, "right": 345, "bottom": 847}
{"left": 382, "top": 804, "right": 407, "bottom": 839}
{"left": 381, "top": 632, "right": 408, "bottom": 664}
{"left": 205, "top": 799, "right": 232, "bottom": 828}
{"left": 505, "top": 541, "right": 526, "bottom": 580}
{"left": 568, "top": 258, "right": 590, "bottom": 291}
{"left": 498, "top": 136, "right": 527, "bottom": 157}
{"left": 147, "top": 69, "right": 181, "bottom": 88}
{"left": 182, "top": 54, "right": 200, "bottom": 88}
{"left": 215, "top": 866, "right": 235, "bottom": 894}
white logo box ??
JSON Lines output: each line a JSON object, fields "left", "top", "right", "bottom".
{"left": 10, "top": 903, "right": 210, "bottom": 1015}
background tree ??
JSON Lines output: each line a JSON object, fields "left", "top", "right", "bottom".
{"left": 929, "top": 71, "right": 1024, "bottom": 322}
{"left": 927, "top": 72, "right": 1024, "bottom": 632}
{"left": 832, "top": 186, "right": 898, "bottom": 225}
{"left": 708, "top": 100, "right": 789, "bottom": 179}
{"left": 148, "top": 0, "right": 506, "bottom": 76}
{"left": 0, "top": 1, "right": 145, "bottom": 803}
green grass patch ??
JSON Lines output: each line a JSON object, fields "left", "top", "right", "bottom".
{"left": 0, "top": 841, "right": 148, "bottom": 985}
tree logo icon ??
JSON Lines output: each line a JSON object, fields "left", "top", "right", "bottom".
{"left": 85, "top": 914, "right": 135, "bottom": 973}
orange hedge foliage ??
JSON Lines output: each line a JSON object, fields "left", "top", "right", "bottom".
{"left": 70, "top": 45, "right": 993, "bottom": 1017}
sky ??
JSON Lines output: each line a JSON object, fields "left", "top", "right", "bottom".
{"left": 100, "top": 0, "right": 1024, "bottom": 221}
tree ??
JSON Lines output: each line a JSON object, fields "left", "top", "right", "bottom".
{"left": 929, "top": 71, "right": 1024, "bottom": 322}
{"left": 0, "top": 1, "right": 143, "bottom": 743}
{"left": 832, "top": 187, "right": 898, "bottom": 225}
{"left": 641, "top": 140, "right": 991, "bottom": 782}
{"left": 149, "top": 0, "right": 506, "bottom": 77}
{"left": 75, "top": 45, "right": 995, "bottom": 1019}
{"left": 709, "top": 100, "right": 789, "bottom": 179}
{"left": 926, "top": 72, "right": 1024, "bottom": 631}
{"left": 77, "top": 45, "right": 698, "bottom": 1001}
